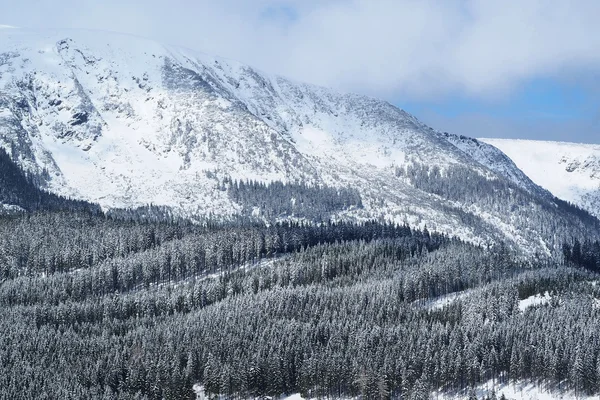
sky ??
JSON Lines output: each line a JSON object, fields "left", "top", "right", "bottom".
{"left": 2, "top": 0, "right": 599, "bottom": 144}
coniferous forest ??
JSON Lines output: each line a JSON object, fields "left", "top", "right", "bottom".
{"left": 1, "top": 206, "right": 600, "bottom": 399}
{"left": 1, "top": 155, "right": 600, "bottom": 400}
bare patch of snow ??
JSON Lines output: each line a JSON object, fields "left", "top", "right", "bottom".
{"left": 439, "top": 380, "right": 600, "bottom": 400}
{"left": 0, "top": 203, "right": 25, "bottom": 214}
{"left": 519, "top": 292, "right": 551, "bottom": 312}
{"left": 420, "top": 290, "right": 471, "bottom": 311}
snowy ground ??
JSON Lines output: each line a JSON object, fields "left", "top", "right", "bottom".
{"left": 194, "top": 384, "right": 600, "bottom": 400}
{"left": 417, "top": 290, "right": 471, "bottom": 311}
{"left": 0, "top": 28, "right": 574, "bottom": 256}
{"left": 437, "top": 380, "right": 600, "bottom": 400}
{"left": 193, "top": 386, "right": 310, "bottom": 400}
{"left": 0, "top": 203, "right": 25, "bottom": 214}
{"left": 480, "top": 138, "right": 600, "bottom": 218}
{"left": 518, "top": 292, "right": 551, "bottom": 312}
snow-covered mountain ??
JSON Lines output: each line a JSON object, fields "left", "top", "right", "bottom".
{"left": 0, "top": 28, "right": 597, "bottom": 253}
{"left": 481, "top": 138, "right": 600, "bottom": 218}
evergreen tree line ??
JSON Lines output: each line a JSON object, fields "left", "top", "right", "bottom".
{"left": 563, "top": 239, "right": 600, "bottom": 273}
{"left": 0, "top": 147, "right": 100, "bottom": 213}
{"left": 0, "top": 211, "right": 429, "bottom": 283}
{"left": 2, "top": 208, "right": 600, "bottom": 399}
{"left": 0, "top": 213, "right": 438, "bottom": 306}
{"left": 104, "top": 205, "right": 183, "bottom": 224}
{"left": 226, "top": 179, "right": 363, "bottom": 220}
{"left": 0, "top": 211, "right": 195, "bottom": 281}
{"left": 396, "top": 163, "right": 600, "bottom": 252}
{"left": 2, "top": 156, "right": 600, "bottom": 398}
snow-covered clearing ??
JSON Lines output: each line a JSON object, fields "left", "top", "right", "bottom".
{"left": 194, "top": 386, "right": 311, "bottom": 400}
{"left": 419, "top": 290, "right": 472, "bottom": 311}
{"left": 438, "top": 380, "right": 600, "bottom": 400}
{"left": 519, "top": 292, "right": 551, "bottom": 312}
{"left": 194, "top": 383, "right": 600, "bottom": 400}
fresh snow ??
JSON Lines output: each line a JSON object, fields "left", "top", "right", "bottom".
{"left": 195, "top": 384, "right": 600, "bottom": 400}
{"left": 424, "top": 289, "right": 553, "bottom": 314}
{"left": 421, "top": 290, "right": 471, "bottom": 310}
{"left": 438, "top": 380, "right": 600, "bottom": 400}
{"left": 0, "top": 203, "right": 25, "bottom": 214}
{"left": 0, "top": 28, "right": 586, "bottom": 253}
{"left": 519, "top": 292, "right": 551, "bottom": 312}
{"left": 194, "top": 385, "right": 308, "bottom": 400}
{"left": 481, "top": 138, "right": 600, "bottom": 217}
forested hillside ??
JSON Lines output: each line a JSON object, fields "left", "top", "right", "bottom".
{"left": 2, "top": 28, "right": 599, "bottom": 256}
{"left": 226, "top": 179, "right": 363, "bottom": 220}
{"left": 2, "top": 27, "right": 600, "bottom": 400}
{"left": 1, "top": 206, "right": 600, "bottom": 399}
{"left": 0, "top": 147, "right": 99, "bottom": 213}
{"left": 396, "top": 163, "right": 600, "bottom": 253}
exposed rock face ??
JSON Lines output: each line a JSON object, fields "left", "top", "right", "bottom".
{"left": 1, "top": 28, "right": 597, "bottom": 253}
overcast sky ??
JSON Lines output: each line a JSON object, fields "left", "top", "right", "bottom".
{"left": 2, "top": 0, "right": 599, "bottom": 143}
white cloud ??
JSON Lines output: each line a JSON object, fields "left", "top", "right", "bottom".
{"left": 2, "top": 0, "right": 600, "bottom": 101}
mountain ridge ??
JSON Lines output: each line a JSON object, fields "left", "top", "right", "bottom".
{"left": 481, "top": 138, "right": 600, "bottom": 218}
{"left": 0, "top": 28, "right": 598, "bottom": 254}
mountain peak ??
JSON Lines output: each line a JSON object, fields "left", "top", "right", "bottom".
{"left": 1, "top": 28, "right": 597, "bottom": 253}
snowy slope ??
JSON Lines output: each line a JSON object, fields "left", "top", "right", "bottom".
{"left": 443, "top": 134, "right": 551, "bottom": 198}
{"left": 481, "top": 139, "right": 600, "bottom": 218}
{"left": 0, "top": 28, "right": 597, "bottom": 252}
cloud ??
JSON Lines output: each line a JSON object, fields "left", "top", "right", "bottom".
{"left": 272, "top": 0, "right": 600, "bottom": 100}
{"left": 2, "top": 0, "right": 600, "bottom": 102}
{"left": 416, "top": 111, "right": 600, "bottom": 144}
